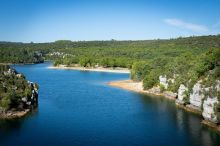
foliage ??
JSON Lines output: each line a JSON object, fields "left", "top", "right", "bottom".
{"left": 0, "top": 35, "right": 220, "bottom": 92}
{"left": 159, "top": 84, "right": 165, "bottom": 93}
{"left": 0, "top": 95, "right": 11, "bottom": 110}
{"left": 183, "top": 90, "right": 190, "bottom": 104}
{"left": 0, "top": 65, "right": 36, "bottom": 110}
{"left": 130, "top": 61, "right": 148, "bottom": 81}
{"left": 143, "top": 69, "right": 160, "bottom": 89}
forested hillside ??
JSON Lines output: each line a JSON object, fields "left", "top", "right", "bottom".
{"left": 1, "top": 35, "right": 220, "bottom": 67}
{"left": 0, "top": 35, "right": 220, "bottom": 91}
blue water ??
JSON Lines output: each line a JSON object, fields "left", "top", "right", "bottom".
{"left": 0, "top": 62, "right": 220, "bottom": 146}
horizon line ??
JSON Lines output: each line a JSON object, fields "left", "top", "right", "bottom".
{"left": 0, "top": 34, "right": 219, "bottom": 44}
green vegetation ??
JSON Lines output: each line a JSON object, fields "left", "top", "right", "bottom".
{"left": 183, "top": 90, "right": 190, "bottom": 104}
{"left": 0, "top": 65, "right": 37, "bottom": 111}
{"left": 159, "top": 84, "right": 165, "bottom": 93}
{"left": 0, "top": 42, "right": 44, "bottom": 64}
{"left": 0, "top": 35, "right": 220, "bottom": 92}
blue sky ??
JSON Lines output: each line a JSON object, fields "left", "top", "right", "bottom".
{"left": 0, "top": 0, "right": 220, "bottom": 42}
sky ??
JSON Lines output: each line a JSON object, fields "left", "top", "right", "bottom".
{"left": 0, "top": 0, "right": 220, "bottom": 42}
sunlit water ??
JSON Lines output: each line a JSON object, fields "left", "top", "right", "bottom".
{"left": 0, "top": 62, "right": 219, "bottom": 146}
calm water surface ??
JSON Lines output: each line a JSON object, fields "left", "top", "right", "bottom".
{"left": 0, "top": 62, "right": 219, "bottom": 146}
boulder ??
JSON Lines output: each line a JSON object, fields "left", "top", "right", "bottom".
{"left": 21, "top": 97, "right": 27, "bottom": 102}
{"left": 16, "top": 74, "right": 23, "bottom": 78}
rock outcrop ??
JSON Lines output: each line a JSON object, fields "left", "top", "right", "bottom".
{"left": 176, "top": 84, "right": 188, "bottom": 105}
{"left": 202, "top": 97, "right": 219, "bottom": 123}
{"left": 202, "top": 81, "right": 220, "bottom": 124}
{"left": 159, "top": 75, "right": 175, "bottom": 90}
{"left": 21, "top": 81, "right": 38, "bottom": 106}
{"left": 0, "top": 66, "right": 39, "bottom": 119}
{"left": 159, "top": 75, "right": 168, "bottom": 89}
{"left": 189, "top": 82, "right": 204, "bottom": 110}
{"left": 175, "top": 79, "right": 220, "bottom": 129}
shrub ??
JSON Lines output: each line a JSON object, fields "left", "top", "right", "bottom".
{"left": 159, "top": 84, "right": 165, "bottom": 92}
{"left": 183, "top": 90, "right": 190, "bottom": 104}
{"left": 143, "top": 70, "right": 159, "bottom": 89}
{"left": 0, "top": 95, "right": 11, "bottom": 110}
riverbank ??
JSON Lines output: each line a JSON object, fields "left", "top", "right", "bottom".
{"left": 201, "top": 120, "right": 220, "bottom": 131}
{"left": 109, "top": 80, "right": 220, "bottom": 132}
{"left": 48, "top": 65, "right": 130, "bottom": 74}
{"left": 108, "top": 80, "right": 177, "bottom": 100}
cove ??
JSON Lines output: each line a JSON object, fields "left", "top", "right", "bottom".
{"left": 0, "top": 62, "right": 220, "bottom": 146}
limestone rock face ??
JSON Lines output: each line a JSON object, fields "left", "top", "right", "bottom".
{"left": 159, "top": 75, "right": 168, "bottom": 89}
{"left": 202, "top": 80, "right": 220, "bottom": 123}
{"left": 159, "top": 75, "right": 175, "bottom": 90}
{"left": 189, "top": 82, "right": 204, "bottom": 109}
{"left": 176, "top": 84, "right": 188, "bottom": 105}
{"left": 28, "top": 82, "right": 38, "bottom": 105}
{"left": 202, "top": 97, "right": 219, "bottom": 123}
{"left": 178, "top": 84, "right": 188, "bottom": 101}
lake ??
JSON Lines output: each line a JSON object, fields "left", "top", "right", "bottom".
{"left": 0, "top": 62, "right": 220, "bottom": 146}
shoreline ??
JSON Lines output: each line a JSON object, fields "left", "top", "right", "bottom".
{"left": 48, "top": 65, "right": 130, "bottom": 74}
{"left": 175, "top": 102, "right": 202, "bottom": 115}
{"left": 0, "top": 62, "right": 44, "bottom": 66}
{"left": 108, "top": 80, "right": 177, "bottom": 100}
{"left": 0, "top": 109, "right": 30, "bottom": 119}
{"left": 108, "top": 80, "right": 220, "bottom": 131}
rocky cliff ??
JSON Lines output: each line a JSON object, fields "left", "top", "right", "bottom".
{"left": 175, "top": 79, "right": 220, "bottom": 127}
{"left": 202, "top": 96, "right": 219, "bottom": 123}
{"left": 158, "top": 72, "right": 220, "bottom": 130}
{"left": 188, "top": 82, "right": 204, "bottom": 110}
{"left": 176, "top": 84, "right": 188, "bottom": 105}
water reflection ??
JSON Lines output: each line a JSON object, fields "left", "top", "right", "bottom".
{"left": 138, "top": 93, "right": 220, "bottom": 146}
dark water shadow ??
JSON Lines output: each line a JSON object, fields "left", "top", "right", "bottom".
{"left": 0, "top": 107, "right": 38, "bottom": 133}
{"left": 137, "top": 93, "right": 220, "bottom": 146}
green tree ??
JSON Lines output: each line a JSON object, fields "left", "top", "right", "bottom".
{"left": 0, "top": 95, "right": 11, "bottom": 110}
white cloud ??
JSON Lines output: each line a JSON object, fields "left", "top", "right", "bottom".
{"left": 164, "top": 18, "right": 208, "bottom": 33}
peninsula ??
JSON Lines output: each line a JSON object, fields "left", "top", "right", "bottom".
{"left": 0, "top": 65, "right": 38, "bottom": 119}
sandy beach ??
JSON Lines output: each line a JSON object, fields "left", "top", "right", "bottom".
{"left": 108, "top": 80, "right": 177, "bottom": 100}
{"left": 48, "top": 65, "right": 130, "bottom": 74}
{"left": 49, "top": 65, "right": 176, "bottom": 100}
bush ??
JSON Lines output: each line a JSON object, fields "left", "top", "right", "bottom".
{"left": 183, "top": 90, "right": 190, "bottom": 104}
{"left": 79, "top": 57, "right": 92, "bottom": 67}
{"left": 159, "top": 84, "right": 165, "bottom": 92}
{"left": 25, "top": 88, "right": 32, "bottom": 97}
{"left": 0, "top": 95, "right": 11, "bottom": 110}
{"left": 131, "top": 61, "right": 149, "bottom": 81}
{"left": 143, "top": 70, "right": 159, "bottom": 89}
